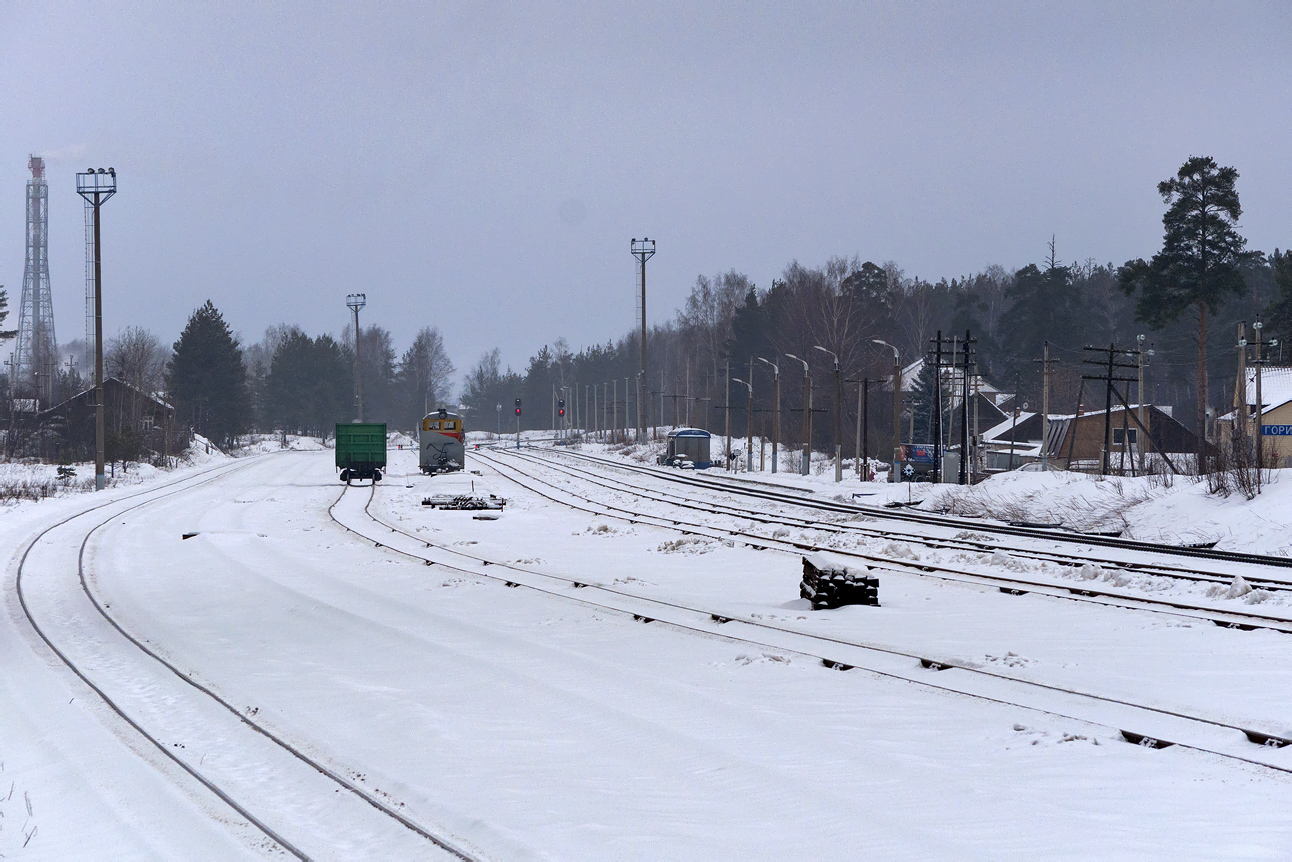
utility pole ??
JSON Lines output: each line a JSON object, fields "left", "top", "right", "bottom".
{"left": 724, "top": 358, "right": 732, "bottom": 470}
{"left": 959, "top": 330, "right": 975, "bottom": 485}
{"left": 1236, "top": 321, "right": 1249, "bottom": 447}
{"left": 346, "top": 293, "right": 366, "bottom": 422}
{"left": 786, "top": 353, "right": 811, "bottom": 475}
{"left": 631, "top": 238, "right": 655, "bottom": 442}
{"left": 1254, "top": 320, "right": 1265, "bottom": 487}
{"left": 76, "top": 168, "right": 117, "bottom": 490}
{"left": 759, "top": 357, "right": 780, "bottom": 473}
{"left": 846, "top": 376, "right": 869, "bottom": 480}
{"left": 930, "top": 331, "right": 944, "bottom": 483}
{"left": 814, "top": 346, "right": 843, "bottom": 481}
{"left": 1136, "top": 334, "right": 1146, "bottom": 473}
{"left": 873, "top": 340, "right": 902, "bottom": 483}
{"left": 1082, "top": 344, "right": 1139, "bottom": 476}
{"left": 1035, "top": 341, "right": 1055, "bottom": 471}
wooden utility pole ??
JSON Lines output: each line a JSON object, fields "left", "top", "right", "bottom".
{"left": 1034, "top": 341, "right": 1056, "bottom": 470}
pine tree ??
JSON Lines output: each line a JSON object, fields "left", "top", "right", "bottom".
{"left": 167, "top": 300, "right": 252, "bottom": 448}
{"left": 1119, "top": 156, "right": 1247, "bottom": 452}
{"left": 0, "top": 285, "right": 15, "bottom": 341}
{"left": 264, "top": 331, "right": 349, "bottom": 437}
{"left": 1265, "top": 250, "right": 1292, "bottom": 343}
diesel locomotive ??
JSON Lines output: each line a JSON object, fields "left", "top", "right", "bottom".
{"left": 420, "top": 409, "right": 466, "bottom": 474}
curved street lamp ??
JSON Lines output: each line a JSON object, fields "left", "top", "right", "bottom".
{"left": 732, "top": 376, "right": 754, "bottom": 472}
{"left": 758, "top": 357, "right": 780, "bottom": 473}
{"left": 873, "top": 339, "right": 902, "bottom": 483}
{"left": 784, "top": 353, "right": 811, "bottom": 475}
{"left": 814, "top": 346, "right": 843, "bottom": 481}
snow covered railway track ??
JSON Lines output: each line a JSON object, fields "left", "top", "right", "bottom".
{"left": 523, "top": 450, "right": 1292, "bottom": 593}
{"left": 545, "top": 448, "right": 1292, "bottom": 586}
{"left": 484, "top": 449, "right": 1292, "bottom": 635}
{"left": 15, "top": 458, "right": 477, "bottom": 862}
{"left": 332, "top": 479, "right": 1292, "bottom": 778}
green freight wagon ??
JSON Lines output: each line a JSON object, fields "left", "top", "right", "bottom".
{"left": 335, "top": 422, "right": 387, "bottom": 483}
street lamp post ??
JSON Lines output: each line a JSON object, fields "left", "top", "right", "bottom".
{"left": 814, "top": 346, "right": 842, "bottom": 482}
{"left": 757, "top": 357, "right": 780, "bottom": 474}
{"left": 785, "top": 353, "right": 811, "bottom": 476}
{"left": 732, "top": 375, "right": 753, "bottom": 472}
{"left": 496, "top": 403, "right": 502, "bottom": 439}
{"left": 346, "top": 294, "right": 366, "bottom": 421}
{"left": 76, "top": 168, "right": 117, "bottom": 490}
{"left": 873, "top": 339, "right": 902, "bottom": 483}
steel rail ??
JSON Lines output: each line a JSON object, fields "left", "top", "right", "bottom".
{"left": 335, "top": 466, "right": 1292, "bottom": 777}
{"left": 552, "top": 446, "right": 1292, "bottom": 570}
{"left": 16, "top": 454, "right": 478, "bottom": 862}
{"left": 517, "top": 448, "right": 1292, "bottom": 592}
{"left": 14, "top": 457, "right": 308, "bottom": 860}
{"left": 478, "top": 448, "right": 1292, "bottom": 634}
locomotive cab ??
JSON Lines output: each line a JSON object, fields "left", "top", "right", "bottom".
{"left": 420, "top": 408, "right": 466, "bottom": 474}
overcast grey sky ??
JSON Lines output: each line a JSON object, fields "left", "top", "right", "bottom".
{"left": 2, "top": 2, "right": 1288, "bottom": 378}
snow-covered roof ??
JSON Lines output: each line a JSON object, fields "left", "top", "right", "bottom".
{"left": 1217, "top": 366, "right": 1292, "bottom": 421}
{"left": 666, "top": 427, "right": 711, "bottom": 438}
{"left": 981, "top": 412, "right": 1038, "bottom": 442}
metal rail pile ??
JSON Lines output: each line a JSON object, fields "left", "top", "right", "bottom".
{"left": 422, "top": 494, "right": 505, "bottom": 510}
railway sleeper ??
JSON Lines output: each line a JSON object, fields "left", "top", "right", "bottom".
{"left": 1120, "top": 730, "right": 1175, "bottom": 749}
{"left": 1244, "top": 730, "right": 1292, "bottom": 748}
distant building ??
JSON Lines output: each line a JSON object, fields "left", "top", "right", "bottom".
{"left": 1216, "top": 366, "right": 1292, "bottom": 468}
{"left": 35, "top": 377, "right": 188, "bottom": 463}
{"left": 986, "top": 404, "right": 1201, "bottom": 473}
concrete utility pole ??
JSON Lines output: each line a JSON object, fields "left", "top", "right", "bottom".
{"left": 1254, "top": 320, "right": 1265, "bottom": 486}
{"left": 847, "top": 376, "right": 868, "bottom": 479}
{"left": 785, "top": 353, "right": 811, "bottom": 475}
{"left": 631, "top": 238, "right": 655, "bottom": 443}
{"left": 759, "top": 357, "right": 780, "bottom": 474}
{"left": 724, "top": 359, "right": 732, "bottom": 470}
{"left": 76, "top": 168, "right": 117, "bottom": 490}
{"left": 1237, "top": 322, "right": 1249, "bottom": 446}
{"left": 346, "top": 293, "right": 366, "bottom": 422}
{"left": 815, "top": 346, "right": 843, "bottom": 482}
{"left": 873, "top": 340, "right": 901, "bottom": 483}
{"left": 1136, "top": 334, "right": 1146, "bottom": 473}
{"left": 732, "top": 373, "right": 753, "bottom": 472}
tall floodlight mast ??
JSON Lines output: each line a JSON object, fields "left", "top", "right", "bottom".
{"left": 631, "top": 238, "right": 655, "bottom": 443}
{"left": 14, "top": 156, "right": 57, "bottom": 405}
{"left": 346, "top": 294, "right": 366, "bottom": 421}
{"left": 76, "top": 167, "right": 117, "bottom": 491}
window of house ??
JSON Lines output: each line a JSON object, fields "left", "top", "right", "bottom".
{"left": 1112, "top": 428, "right": 1137, "bottom": 445}
{"left": 141, "top": 415, "right": 154, "bottom": 431}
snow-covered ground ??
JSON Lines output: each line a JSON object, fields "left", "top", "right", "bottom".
{"left": 3, "top": 441, "right": 1292, "bottom": 858}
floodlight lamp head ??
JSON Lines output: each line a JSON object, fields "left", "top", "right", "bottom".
{"left": 346, "top": 293, "right": 366, "bottom": 311}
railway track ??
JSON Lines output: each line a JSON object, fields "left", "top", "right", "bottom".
{"left": 333, "top": 473, "right": 1292, "bottom": 779}
{"left": 542, "top": 447, "right": 1292, "bottom": 585}
{"left": 15, "top": 457, "right": 477, "bottom": 862}
{"left": 477, "top": 448, "right": 1292, "bottom": 634}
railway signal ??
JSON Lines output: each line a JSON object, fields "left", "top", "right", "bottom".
{"left": 558, "top": 399, "right": 565, "bottom": 417}
{"left": 515, "top": 398, "right": 522, "bottom": 416}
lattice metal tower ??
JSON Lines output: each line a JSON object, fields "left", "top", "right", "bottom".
{"left": 12, "top": 156, "right": 57, "bottom": 404}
